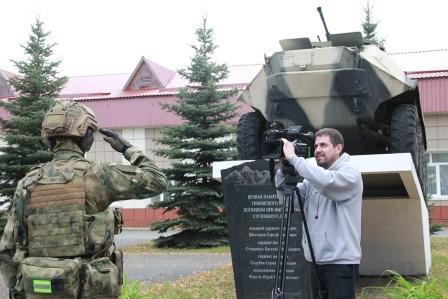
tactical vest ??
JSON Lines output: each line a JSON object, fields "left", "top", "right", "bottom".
{"left": 22, "top": 159, "right": 120, "bottom": 258}
{"left": 17, "top": 159, "right": 124, "bottom": 298}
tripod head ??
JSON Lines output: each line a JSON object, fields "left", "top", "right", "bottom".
{"left": 280, "top": 161, "right": 302, "bottom": 186}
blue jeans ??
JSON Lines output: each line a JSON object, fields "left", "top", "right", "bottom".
{"left": 310, "top": 263, "right": 359, "bottom": 299}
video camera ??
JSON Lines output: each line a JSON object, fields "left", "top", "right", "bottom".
{"left": 262, "top": 122, "right": 315, "bottom": 160}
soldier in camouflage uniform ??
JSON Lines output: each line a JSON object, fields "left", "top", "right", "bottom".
{"left": 0, "top": 100, "right": 168, "bottom": 299}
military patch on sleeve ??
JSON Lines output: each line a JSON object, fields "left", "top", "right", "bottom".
{"left": 110, "top": 164, "right": 139, "bottom": 174}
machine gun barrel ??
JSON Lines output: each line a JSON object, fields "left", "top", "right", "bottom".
{"left": 317, "top": 6, "right": 331, "bottom": 41}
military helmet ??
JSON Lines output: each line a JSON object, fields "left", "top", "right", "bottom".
{"left": 42, "top": 100, "right": 98, "bottom": 139}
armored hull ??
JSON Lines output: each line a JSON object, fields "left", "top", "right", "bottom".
{"left": 236, "top": 32, "right": 427, "bottom": 197}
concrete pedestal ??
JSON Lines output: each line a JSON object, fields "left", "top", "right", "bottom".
{"left": 213, "top": 153, "right": 431, "bottom": 276}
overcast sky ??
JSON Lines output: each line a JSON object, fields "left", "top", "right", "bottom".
{"left": 1, "top": 0, "right": 447, "bottom": 76}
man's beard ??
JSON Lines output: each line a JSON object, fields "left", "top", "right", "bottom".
{"left": 316, "top": 157, "right": 330, "bottom": 169}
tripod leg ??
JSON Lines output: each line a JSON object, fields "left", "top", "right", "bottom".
{"left": 281, "top": 189, "right": 293, "bottom": 293}
{"left": 272, "top": 187, "right": 294, "bottom": 299}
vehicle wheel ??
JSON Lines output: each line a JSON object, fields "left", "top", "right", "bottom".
{"left": 416, "top": 120, "right": 427, "bottom": 201}
{"left": 236, "top": 112, "right": 265, "bottom": 160}
{"left": 390, "top": 104, "right": 427, "bottom": 200}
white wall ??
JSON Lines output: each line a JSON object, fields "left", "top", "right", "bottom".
{"left": 89, "top": 127, "right": 168, "bottom": 208}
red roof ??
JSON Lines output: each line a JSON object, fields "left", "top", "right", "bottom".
{"left": 0, "top": 60, "right": 259, "bottom": 127}
{"left": 165, "top": 64, "right": 262, "bottom": 88}
{"left": 60, "top": 84, "right": 247, "bottom": 101}
{"left": 0, "top": 69, "right": 17, "bottom": 81}
{"left": 2, "top": 54, "right": 448, "bottom": 126}
{"left": 60, "top": 73, "right": 129, "bottom": 96}
{"left": 79, "top": 95, "right": 253, "bottom": 128}
{"left": 58, "top": 62, "right": 262, "bottom": 99}
{"left": 122, "top": 57, "right": 176, "bottom": 90}
{"left": 62, "top": 62, "right": 260, "bottom": 127}
{"left": 144, "top": 58, "right": 176, "bottom": 87}
{"left": 0, "top": 69, "right": 18, "bottom": 96}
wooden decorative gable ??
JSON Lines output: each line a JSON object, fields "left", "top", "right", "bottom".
{"left": 123, "top": 57, "right": 176, "bottom": 91}
{"left": 0, "top": 70, "right": 15, "bottom": 98}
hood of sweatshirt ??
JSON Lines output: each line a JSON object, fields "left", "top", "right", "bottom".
{"left": 328, "top": 152, "right": 350, "bottom": 171}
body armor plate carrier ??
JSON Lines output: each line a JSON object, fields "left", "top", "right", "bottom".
{"left": 24, "top": 159, "right": 116, "bottom": 258}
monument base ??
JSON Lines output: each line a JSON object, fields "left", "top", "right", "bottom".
{"left": 214, "top": 153, "right": 431, "bottom": 277}
{"left": 221, "top": 160, "right": 311, "bottom": 299}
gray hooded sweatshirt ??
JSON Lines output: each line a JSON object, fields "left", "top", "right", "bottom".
{"left": 276, "top": 153, "right": 363, "bottom": 264}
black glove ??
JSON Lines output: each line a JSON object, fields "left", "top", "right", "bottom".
{"left": 99, "top": 128, "right": 133, "bottom": 153}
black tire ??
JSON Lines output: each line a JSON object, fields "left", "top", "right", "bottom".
{"left": 236, "top": 112, "right": 265, "bottom": 160}
{"left": 416, "top": 120, "right": 428, "bottom": 201}
{"left": 390, "top": 104, "right": 427, "bottom": 200}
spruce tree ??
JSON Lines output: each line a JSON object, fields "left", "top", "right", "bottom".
{"left": 362, "top": 1, "right": 385, "bottom": 47}
{"left": 151, "top": 18, "right": 238, "bottom": 248}
{"left": 0, "top": 19, "right": 67, "bottom": 204}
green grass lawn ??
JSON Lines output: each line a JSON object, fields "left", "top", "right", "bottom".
{"left": 122, "top": 241, "right": 230, "bottom": 255}
{"left": 120, "top": 237, "right": 448, "bottom": 299}
{"left": 357, "top": 237, "right": 448, "bottom": 299}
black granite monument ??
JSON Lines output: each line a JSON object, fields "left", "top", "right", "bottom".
{"left": 222, "top": 160, "right": 311, "bottom": 299}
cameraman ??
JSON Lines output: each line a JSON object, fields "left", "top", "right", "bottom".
{"left": 276, "top": 128, "right": 363, "bottom": 299}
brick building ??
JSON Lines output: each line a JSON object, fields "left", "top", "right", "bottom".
{"left": 0, "top": 58, "right": 256, "bottom": 227}
{"left": 1, "top": 50, "right": 447, "bottom": 226}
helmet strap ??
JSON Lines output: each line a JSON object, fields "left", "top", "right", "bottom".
{"left": 78, "top": 128, "right": 95, "bottom": 153}
{"left": 45, "top": 138, "right": 57, "bottom": 151}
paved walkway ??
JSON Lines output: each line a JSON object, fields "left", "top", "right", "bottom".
{"left": 433, "top": 226, "right": 448, "bottom": 237}
{"left": 115, "top": 229, "right": 231, "bottom": 284}
{"left": 115, "top": 228, "right": 167, "bottom": 247}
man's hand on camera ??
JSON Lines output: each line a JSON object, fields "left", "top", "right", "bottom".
{"left": 99, "top": 128, "right": 133, "bottom": 153}
{"left": 281, "top": 138, "right": 296, "bottom": 160}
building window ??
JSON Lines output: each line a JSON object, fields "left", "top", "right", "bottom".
{"left": 427, "top": 152, "right": 448, "bottom": 199}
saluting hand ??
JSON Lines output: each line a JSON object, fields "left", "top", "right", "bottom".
{"left": 99, "top": 128, "right": 133, "bottom": 153}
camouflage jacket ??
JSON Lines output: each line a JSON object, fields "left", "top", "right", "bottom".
{"left": 0, "top": 140, "right": 168, "bottom": 289}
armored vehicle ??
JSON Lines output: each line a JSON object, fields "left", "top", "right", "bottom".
{"left": 236, "top": 9, "right": 427, "bottom": 197}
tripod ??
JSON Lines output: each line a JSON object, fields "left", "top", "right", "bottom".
{"left": 271, "top": 165, "right": 327, "bottom": 299}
